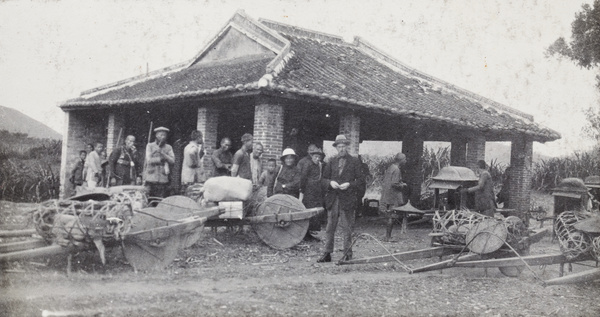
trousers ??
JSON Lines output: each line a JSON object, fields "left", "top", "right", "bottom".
{"left": 324, "top": 197, "right": 355, "bottom": 255}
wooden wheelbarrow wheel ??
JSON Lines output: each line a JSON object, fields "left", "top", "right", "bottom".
{"left": 156, "top": 196, "right": 205, "bottom": 248}
{"left": 123, "top": 196, "right": 205, "bottom": 271}
{"left": 250, "top": 194, "right": 310, "bottom": 250}
{"left": 466, "top": 218, "right": 507, "bottom": 255}
{"left": 498, "top": 216, "right": 529, "bottom": 277}
{"left": 123, "top": 232, "right": 182, "bottom": 272}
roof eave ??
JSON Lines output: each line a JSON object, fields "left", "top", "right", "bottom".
{"left": 261, "top": 84, "right": 561, "bottom": 143}
{"left": 59, "top": 83, "right": 261, "bottom": 111}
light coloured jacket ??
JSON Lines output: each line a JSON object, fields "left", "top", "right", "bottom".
{"left": 84, "top": 151, "right": 102, "bottom": 183}
{"left": 181, "top": 141, "right": 204, "bottom": 184}
{"left": 144, "top": 142, "right": 175, "bottom": 184}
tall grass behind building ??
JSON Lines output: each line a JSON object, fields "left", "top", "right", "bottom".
{"left": 0, "top": 130, "right": 61, "bottom": 202}
{"left": 363, "top": 145, "right": 599, "bottom": 197}
{"left": 531, "top": 148, "right": 600, "bottom": 192}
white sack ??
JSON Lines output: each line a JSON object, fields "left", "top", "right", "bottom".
{"left": 203, "top": 176, "right": 253, "bottom": 202}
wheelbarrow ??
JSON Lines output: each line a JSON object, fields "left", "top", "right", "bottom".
{"left": 184, "top": 177, "right": 324, "bottom": 250}
{"left": 1, "top": 184, "right": 324, "bottom": 271}
{"left": 0, "top": 186, "right": 222, "bottom": 272}
{"left": 339, "top": 209, "right": 549, "bottom": 278}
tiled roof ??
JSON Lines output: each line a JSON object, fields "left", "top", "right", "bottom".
{"left": 266, "top": 35, "right": 559, "bottom": 140}
{"left": 61, "top": 56, "right": 271, "bottom": 106}
{"left": 60, "top": 15, "right": 560, "bottom": 142}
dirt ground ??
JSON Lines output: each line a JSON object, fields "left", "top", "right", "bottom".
{"left": 1, "top": 199, "right": 599, "bottom": 317}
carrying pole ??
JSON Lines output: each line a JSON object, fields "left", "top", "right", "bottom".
{"left": 142, "top": 122, "right": 153, "bottom": 185}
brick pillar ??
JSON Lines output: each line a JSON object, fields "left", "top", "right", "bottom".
{"left": 509, "top": 138, "right": 533, "bottom": 212}
{"left": 59, "top": 110, "right": 106, "bottom": 198}
{"left": 106, "top": 111, "right": 124, "bottom": 156}
{"left": 339, "top": 113, "right": 360, "bottom": 156}
{"left": 450, "top": 139, "right": 467, "bottom": 166}
{"left": 254, "top": 103, "right": 284, "bottom": 168}
{"left": 402, "top": 128, "right": 424, "bottom": 205}
{"left": 197, "top": 106, "right": 219, "bottom": 180}
{"left": 466, "top": 135, "right": 486, "bottom": 171}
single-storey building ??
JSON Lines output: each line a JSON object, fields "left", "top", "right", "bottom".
{"left": 59, "top": 11, "right": 560, "bottom": 211}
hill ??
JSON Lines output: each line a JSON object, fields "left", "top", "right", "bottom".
{"left": 0, "top": 105, "right": 61, "bottom": 140}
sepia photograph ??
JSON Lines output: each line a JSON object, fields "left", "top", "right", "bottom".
{"left": 1, "top": 0, "right": 599, "bottom": 316}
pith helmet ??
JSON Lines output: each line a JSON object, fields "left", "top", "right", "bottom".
{"left": 280, "top": 148, "right": 298, "bottom": 161}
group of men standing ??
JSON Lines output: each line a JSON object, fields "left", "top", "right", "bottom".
{"left": 70, "top": 127, "right": 374, "bottom": 263}
{"left": 70, "top": 135, "right": 143, "bottom": 195}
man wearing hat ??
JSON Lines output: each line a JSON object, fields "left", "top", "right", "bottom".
{"left": 318, "top": 135, "right": 365, "bottom": 263}
{"left": 298, "top": 144, "right": 327, "bottom": 240}
{"left": 268, "top": 148, "right": 301, "bottom": 198}
{"left": 144, "top": 126, "right": 175, "bottom": 197}
{"left": 380, "top": 152, "right": 408, "bottom": 241}
{"left": 231, "top": 133, "right": 253, "bottom": 180}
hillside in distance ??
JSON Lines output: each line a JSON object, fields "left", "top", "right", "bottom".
{"left": 0, "top": 105, "right": 61, "bottom": 140}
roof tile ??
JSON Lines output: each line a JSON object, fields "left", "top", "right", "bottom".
{"left": 60, "top": 21, "right": 559, "bottom": 141}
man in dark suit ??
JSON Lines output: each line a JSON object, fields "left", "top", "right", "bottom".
{"left": 317, "top": 135, "right": 365, "bottom": 263}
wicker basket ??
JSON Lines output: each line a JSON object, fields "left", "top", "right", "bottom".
{"left": 554, "top": 211, "right": 592, "bottom": 260}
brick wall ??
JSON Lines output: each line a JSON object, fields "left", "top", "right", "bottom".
{"left": 466, "top": 136, "right": 486, "bottom": 171}
{"left": 450, "top": 139, "right": 467, "bottom": 166}
{"left": 106, "top": 110, "right": 125, "bottom": 155}
{"left": 339, "top": 113, "right": 360, "bottom": 156}
{"left": 197, "top": 106, "right": 219, "bottom": 180}
{"left": 509, "top": 138, "right": 533, "bottom": 211}
{"left": 59, "top": 110, "right": 108, "bottom": 198}
{"left": 254, "top": 103, "right": 284, "bottom": 167}
{"left": 402, "top": 129, "right": 424, "bottom": 204}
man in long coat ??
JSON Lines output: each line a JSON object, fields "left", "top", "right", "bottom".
{"left": 299, "top": 144, "right": 326, "bottom": 238}
{"left": 268, "top": 148, "right": 301, "bottom": 198}
{"left": 380, "top": 152, "right": 407, "bottom": 240}
{"left": 108, "top": 135, "right": 142, "bottom": 186}
{"left": 144, "top": 127, "right": 175, "bottom": 198}
{"left": 317, "top": 135, "right": 364, "bottom": 263}
{"left": 463, "top": 160, "right": 496, "bottom": 217}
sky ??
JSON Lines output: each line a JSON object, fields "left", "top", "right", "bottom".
{"left": 0, "top": 0, "right": 598, "bottom": 157}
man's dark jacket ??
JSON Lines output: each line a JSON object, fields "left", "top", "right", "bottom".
{"left": 322, "top": 155, "right": 365, "bottom": 211}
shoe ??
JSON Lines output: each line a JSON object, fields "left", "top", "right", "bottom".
{"left": 340, "top": 253, "right": 352, "bottom": 261}
{"left": 317, "top": 253, "right": 331, "bottom": 263}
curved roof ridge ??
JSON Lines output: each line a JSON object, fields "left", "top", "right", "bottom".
{"left": 78, "top": 62, "right": 188, "bottom": 98}
{"left": 259, "top": 18, "right": 349, "bottom": 45}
